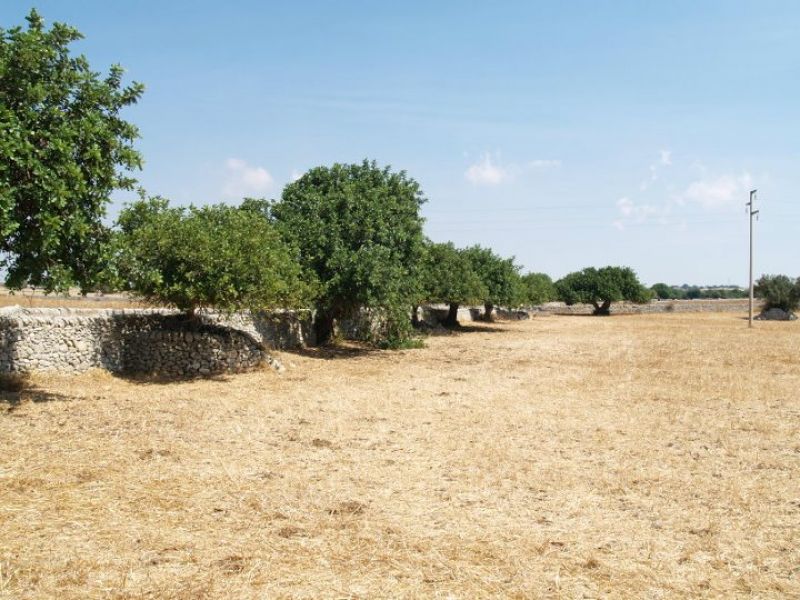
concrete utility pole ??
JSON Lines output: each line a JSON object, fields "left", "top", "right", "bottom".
{"left": 747, "top": 189, "right": 759, "bottom": 328}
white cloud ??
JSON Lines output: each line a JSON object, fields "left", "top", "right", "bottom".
{"left": 528, "top": 159, "right": 562, "bottom": 169}
{"left": 616, "top": 196, "right": 668, "bottom": 222}
{"left": 290, "top": 169, "right": 303, "bottom": 182}
{"left": 465, "top": 153, "right": 561, "bottom": 185}
{"left": 681, "top": 172, "right": 753, "bottom": 209}
{"left": 465, "top": 153, "right": 508, "bottom": 185}
{"left": 222, "top": 158, "right": 273, "bottom": 198}
{"left": 640, "top": 149, "right": 672, "bottom": 190}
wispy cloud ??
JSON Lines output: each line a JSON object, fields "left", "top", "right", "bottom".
{"left": 465, "top": 153, "right": 508, "bottom": 185}
{"left": 222, "top": 158, "right": 273, "bottom": 198}
{"left": 679, "top": 172, "right": 753, "bottom": 210}
{"left": 640, "top": 149, "right": 672, "bottom": 191}
{"left": 465, "top": 153, "right": 561, "bottom": 185}
{"left": 614, "top": 196, "right": 671, "bottom": 230}
{"left": 615, "top": 150, "right": 755, "bottom": 231}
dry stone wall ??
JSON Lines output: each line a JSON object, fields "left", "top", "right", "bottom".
{"left": 0, "top": 307, "right": 313, "bottom": 376}
{"left": 530, "top": 299, "right": 759, "bottom": 315}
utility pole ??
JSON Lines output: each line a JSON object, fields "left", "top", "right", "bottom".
{"left": 747, "top": 189, "right": 759, "bottom": 328}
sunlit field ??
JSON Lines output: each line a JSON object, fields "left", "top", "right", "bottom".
{"left": 1, "top": 312, "right": 798, "bottom": 599}
{"left": 0, "top": 288, "right": 143, "bottom": 310}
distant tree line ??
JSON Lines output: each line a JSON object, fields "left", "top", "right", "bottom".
{"left": 650, "top": 283, "right": 749, "bottom": 301}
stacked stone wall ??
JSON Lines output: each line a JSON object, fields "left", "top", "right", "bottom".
{"left": 0, "top": 307, "right": 313, "bottom": 376}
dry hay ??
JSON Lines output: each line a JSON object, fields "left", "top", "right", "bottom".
{"left": 0, "top": 312, "right": 798, "bottom": 598}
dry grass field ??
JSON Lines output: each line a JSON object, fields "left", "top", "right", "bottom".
{"left": 0, "top": 288, "right": 143, "bottom": 310}
{"left": 1, "top": 313, "right": 798, "bottom": 599}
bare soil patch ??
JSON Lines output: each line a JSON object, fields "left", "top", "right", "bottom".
{"left": 1, "top": 313, "right": 798, "bottom": 598}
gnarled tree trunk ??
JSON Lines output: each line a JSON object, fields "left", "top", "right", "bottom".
{"left": 444, "top": 302, "right": 459, "bottom": 327}
{"left": 592, "top": 300, "right": 612, "bottom": 316}
{"left": 483, "top": 303, "right": 494, "bottom": 321}
{"left": 313, "top": 309, "right": 336, "bottom": 345}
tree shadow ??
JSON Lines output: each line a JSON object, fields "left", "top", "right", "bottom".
{"left": 1, "top": 385, "right": 74, "bottom": 411}
{"left": 438, "top": 322, "right": 514, "bottom": 335}
{"left": 281, "top": 342, "right": 377, "bottom": 361}
{"left": 112, "top": 370, "right": 236, "bottom": 386}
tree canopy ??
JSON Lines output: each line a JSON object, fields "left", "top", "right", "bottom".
{"left": 270, "top": 160, "right": 427, "bottom": 343}
{"left": 462, "top": 245, "right": 521, "bottom": 319}
{"left": 0, "top": 9, "right": 143, "bottom": 292}
{"left": 754, "top": 274, "right": 800, "bottom": 313}
{"left": 114, "top": 199, "right": 307, "bottom": 315}
{"left": 556, "top": 266, "right": 651, "bottom": 315}
{"left": 519, "top": 272, "right": 557, "bottom": 305}
{"left": 419, "top": 241, "right": 486, "bottom": 326}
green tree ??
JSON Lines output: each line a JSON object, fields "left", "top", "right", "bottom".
{"left": 754, "top": 274, "right": 800, "bottom": 313}
{"left": 0, "top": 10, "right": 144, "bottom": 292}
{"left": 520, "top": 272, "right": 557, "bottom": 305}
{"left": 651, "top": 282, "right": 674, "bottom": 300}
{"left": 419, "top": 241, "right": 486, "bottom": 327}
{"left": 463, "top": 245, "right": 521, "bottom": 320}
{"left": 114, "top": 199, "right": 307, "bottom": 316}
{"left": 556, "top": 266, "right": 651, "bottom": 315}
{"left": 271, "top": 160, "right": 427, "bottom": 344}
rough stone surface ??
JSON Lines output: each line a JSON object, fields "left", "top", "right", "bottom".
{"left": 755, "top": 308, "right": 797, "bottom": 321}
{"left": 0, "top": 306, "right": 313, "bottom": 376}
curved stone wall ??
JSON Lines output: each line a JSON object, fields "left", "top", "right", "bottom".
{"left": 0, "top": 307, "right": 313, "bottom": 376}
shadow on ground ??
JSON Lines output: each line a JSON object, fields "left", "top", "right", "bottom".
{"left": 282, "top": 342, "right": 378, "bottom": 361}
{"left": 1, "top": 387, "right": 74, "bottom": 411}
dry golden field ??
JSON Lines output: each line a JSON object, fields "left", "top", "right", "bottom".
{"left": 1, "top": 313, "right": 798, "bottom": 599}
{"left": 0, "top": 288, "right": 143, "bottom": 310}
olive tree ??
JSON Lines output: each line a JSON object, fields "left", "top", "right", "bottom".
{"left": 0, "top": 10, "right": 144, "bottom": 292}
{"left": 419, "top": 241, "right": 486, "bottom": 327}
{"left": 556, "top": 266, "right": 651, "bottom": 315}
{"left": 754, "top": 274, "right": 800, "bottom": 313}
{"left": 271, "top": 160, "right": 427, "bottom": 344}
{"left": 114, "top": 199, "right": 307, "bottom": 316}
{"left": 462, "top": 245, "right": 521, "bottom": 320}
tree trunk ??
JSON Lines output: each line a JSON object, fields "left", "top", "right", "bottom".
{"left": 314, "top": 310, "right": 336, "bottom": 345}
{"left": 411, "top": 304, "right": 420, "bottom": 328}
{"left": 484, "top": 303, "right": 494, "bottom": 321}
{"left": 444, "top": 303, "right": 459, "bottom": 327}
{"left": 592, "top": 300, "right": 612, "bottom": 316}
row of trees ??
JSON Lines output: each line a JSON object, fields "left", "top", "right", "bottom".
{"left": 107, "top": 178, "right": 565, "bottom": 344}
{"left": 13, "top": 10, "right": 785, "bottom": 351}
{"left": 650, "top": 283, "right": 748, "bottom": 300}
{"left": 0, "top": 11, "right": 656, "bottom": 345}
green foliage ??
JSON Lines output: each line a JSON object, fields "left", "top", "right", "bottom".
{"left": 519, "top": 272, "right": 557, "bottom": 305}
{"left": 651, "top": 283, "right": 675, "bottom": 300}
{"left": 114, "top": 199, "right": 307, "bottom": 315}
{"left": 700, "top": 287, "right": 747, "bottom": 300}
{"left": 0, "top": 10, "right": 144, "bottom": 292}
{"left": 462, "top": 245, "right": 521, "bottom": 308}
{"left": 377, "top": 334, "right": 426, "bottom": 350}
{"left": 685, "top": 287, "right": 702, "bottom": 300}
{"left": 754, "top": 274, "right": 800, "bottom": 312}
{"left": 556, "top": 266, "right": 651, "bottom": 315}
{"left": 420, "top": 241, "right": 486, "bottom": 306}
{"left": 271, "top": 160, "right": 427, "bottom": 343}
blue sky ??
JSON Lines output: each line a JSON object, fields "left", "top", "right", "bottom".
{"left": 3, "top": 1, "right": 799, "bottom": 285}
